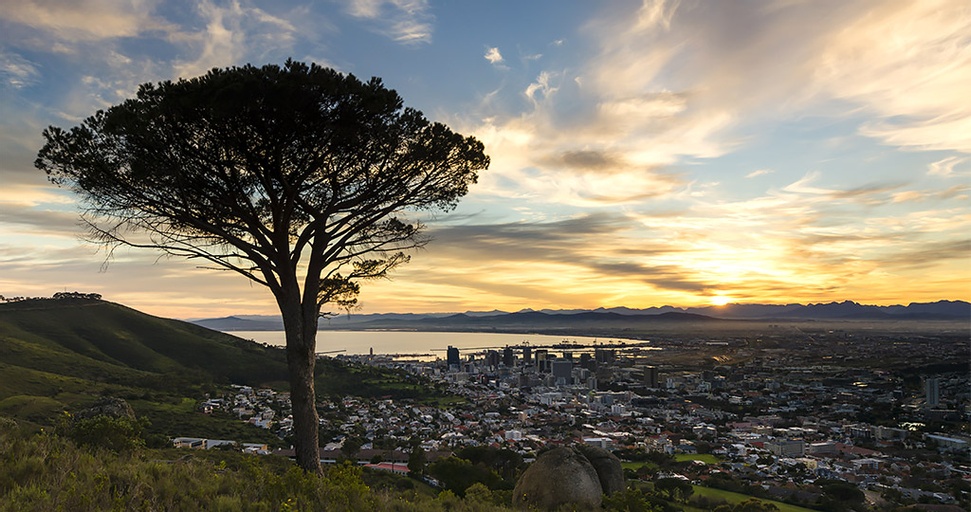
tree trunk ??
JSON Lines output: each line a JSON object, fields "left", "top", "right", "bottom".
{"left": 281, "top": 294, "right": 323, "bottom": 475}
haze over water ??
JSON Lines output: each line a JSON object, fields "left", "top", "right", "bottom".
{"left": 228, "top": 330, "right": 653, "bottom": 357}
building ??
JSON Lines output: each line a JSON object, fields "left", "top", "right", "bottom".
{"left": 925, "top": 377, "right": 940, "bottom": 407}
{"left": 486, "top": 350, "right": 500, "bottom": 369}
{"left": 446, "top": 346, "right": 460, "bottom": 371}
{"left": 643, "top": 366, "right": 659, "bottom": 388}
{"left": 535, "top": 349, "right": 549, "bottom": 373}
{"left": 766, "top": 439, "right": 805, "bottom": 457}
{"left": 552, "top": 360, "right": 573, "bottom": 386}
{"left": 502, "top": 347, "right": 514, "bottom": 367}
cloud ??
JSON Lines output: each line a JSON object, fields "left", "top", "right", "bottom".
{"left": 928, "top": 156, "right": 968, "bottom": 178}
{"left": 745, "top": 169, "right": 772, "bottom": 178}
{"left": 172, "top": 0, "right": 298, "bottom": 79}
{"left": 1, "top": 0, "right": 179, "bottom": 43}
{"left": 816, "top": 1, "right": 971, "bottom": 153}
{"left": 344, "top": 0, "right": 434, "bottom": 45}
{"left": 463, "top": 0, "right": 971, "bottom": 207}
{"left": 484, "top": 46, "right": 503, "bottom": 65}
{"left": 0, "top": 52, "right": 40, "bottom": 88}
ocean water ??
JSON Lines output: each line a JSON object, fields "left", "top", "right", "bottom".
{"left": 226, "top": 330, "right": 651, "bottom": 357}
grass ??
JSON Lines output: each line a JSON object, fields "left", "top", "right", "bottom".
{"left": 675, "top": 453, "right": 722, "bottom": 464}
{"left": 622, "top": 461, "right": 660, "bottom": 470}
{"left": 692, "top": 485, "right": 820, "bottom": 512}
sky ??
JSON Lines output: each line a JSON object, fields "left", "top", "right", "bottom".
{"left": 1, "top": 0, "right": 969, "bottom": 319}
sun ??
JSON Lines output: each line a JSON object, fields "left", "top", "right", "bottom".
{"left": 709, "top": 294, "right": 733, "bottom": 307}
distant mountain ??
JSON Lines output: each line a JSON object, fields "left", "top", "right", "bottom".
{"left": 190, "top": 299, "right": 970, "bottom": 332}
{"left": 331, "top": 310, "right": 731, "bottom": 332}
{"left": 192, "top": 315, "right": 285, "bottom": 331}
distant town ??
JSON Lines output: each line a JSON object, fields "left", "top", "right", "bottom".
{"left": 176, "top": 323, "right": 970, "bottom": 509}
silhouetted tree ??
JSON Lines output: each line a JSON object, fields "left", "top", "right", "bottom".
{"left": 35, "top": 60, "right": 488, "bottom": 474}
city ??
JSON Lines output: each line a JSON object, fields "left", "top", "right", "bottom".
{"left": 182, "top": 324, "right": 970, "bottom": 510}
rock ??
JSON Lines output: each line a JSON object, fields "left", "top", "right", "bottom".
{"left": 75, "top": 397, "right": 136, "bottom": 420}
{"left": 513, "top": 444, "right": 625, "bottom": 511}
{"left": 574, "top": 444, "right": 625, "bottom": 496}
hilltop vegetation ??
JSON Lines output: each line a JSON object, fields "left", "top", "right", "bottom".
{"left": 0, "top": 298, "right": 289, "bottom": 441}
{"left": 0, "top": 417, "right": 518, "bottom": 512}
{"left": 0, "top": 298, "right": 455, "bottom": 443}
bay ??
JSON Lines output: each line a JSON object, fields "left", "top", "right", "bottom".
{"left": 227, "top": 330, "right": 651, "bottom": 358}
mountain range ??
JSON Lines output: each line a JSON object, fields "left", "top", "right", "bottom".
{"left": 190, "top": 299, "right": 971, "bottom": 332}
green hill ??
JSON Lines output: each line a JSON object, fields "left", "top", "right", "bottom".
{"left": 0, "top": 297, "right": 289, "bottom": 438}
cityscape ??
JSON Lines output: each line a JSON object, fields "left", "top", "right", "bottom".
{"left": 171, "top": 319, "right": 970, "bottom": 510}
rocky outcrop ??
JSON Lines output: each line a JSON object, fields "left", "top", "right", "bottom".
{"left": 512, "top": 445, "right": 625, "bottom": 511}
{"left": 75, "top": 396, "right": 136, "bottom": 420}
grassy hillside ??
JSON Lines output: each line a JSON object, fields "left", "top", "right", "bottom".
{"left": 0, "top": 298, "right": 457, "bottom": 441}
{"left": 0, "top": 298, "right": 289, "bottom": 384}
{"left": 0, "top": 298, "right": 289, "bottom": 437}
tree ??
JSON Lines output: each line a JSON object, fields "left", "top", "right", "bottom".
{"left": 407, "top": 443, "right": 427, "bottom": 476}
{"left": 35, "top": 60, "right": 488, "bottom": 474}
{"left": 653, "top": 477, "right": 694, "bottom": 502}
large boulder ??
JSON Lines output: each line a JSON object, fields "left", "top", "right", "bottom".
{"left": 512, "top": 445, "right": 625, "bottom": 511}
{"left": 574, "top": 444, "right": 625, "bottom": 495}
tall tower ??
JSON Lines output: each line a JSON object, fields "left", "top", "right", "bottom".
{"left": 503, "top": 347, "right": 514, "bottom": 367}
{"left": 447, "top": 346, "right": 460, "bottom": 371}
{"left": 925, "top": 377, "right": 940, "bottom": 407}
{"left": 643, "top": 366, "right": 659, "bottom": 388}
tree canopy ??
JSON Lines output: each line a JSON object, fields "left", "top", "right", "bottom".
{"left": 37, "top": 60, "right": 486, "bottom": 309}
{"left": 36, "top": 60, "right": 488, "bottom": 473}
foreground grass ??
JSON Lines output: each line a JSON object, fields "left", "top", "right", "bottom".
{"left": 0, "top": 419, "right": 512, "bottom": 512}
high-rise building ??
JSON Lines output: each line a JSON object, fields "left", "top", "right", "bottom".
{"left": 522, "top": 346, "right": 532, "bottom": 366}
{"left": 486, "top": 350, "right": 500, "bottom": 368}
{"left": 503, "top": 347, "right": 514, "bottom": 367}
{"left": 925, "top": 377, "right": 940, "bottom": 407}
{"left": 595, "top": 348, "right": 616, "bottom": 364}
{"left": 535, "top": 349, "right": 549, "bottom": 373}
{"left": 579, "top": 353, "right": 594, "bottom": 370}
{"left": 446, "top": 346, "right": 460, "bottom": 370}
{"left": 552, "top": 360, "right": 573, "bottom": 386}
{"left": 643, "top": 366, "right": 659, "bottom": 388}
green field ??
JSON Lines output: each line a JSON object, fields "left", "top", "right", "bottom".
{"left": 692, "top": 485, "right": 820, "bottom": 512}
{"left": 675, "top": 453, "right": 722, "bottom": 464}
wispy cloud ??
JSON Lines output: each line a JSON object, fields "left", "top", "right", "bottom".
{"left": 344, "top": 0, "right": 434, "bottom": 45}
{"left": 1, "top": 0, "right": 180, "bottom": 44}
{"left": 172, "top": 0, "right": 298, "bottom": 79}
{"left": 928, "top": 156, "right": 968, "bottom": 178}
{"left": 0, "top": 52, "right": 40, "bottom": 88}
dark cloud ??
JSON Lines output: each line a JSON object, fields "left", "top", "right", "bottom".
{"left": 879, "top": 239, "right": 971, "bottom": 270}
{"left": 426, "top": 212, "right": 719, "bottom": 295}
{"left": 554, "top": 149, "right": 620, "bottom": 171}
{"left": 0, "top": 205, "right": 82, "bottom": 235}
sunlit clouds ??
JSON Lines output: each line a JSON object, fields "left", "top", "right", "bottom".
{"left": 344, "top": 0, "right": 434, "bottom": 45}
{"left": 0, "top": 0, "right": 968, "bottom": 318}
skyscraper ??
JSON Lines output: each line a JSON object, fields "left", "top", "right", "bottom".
{"left": 925, "top": 377, "right": 940, "bottom": 407}
{"left": 643, "top": 366, "right": 659, "bottom": 388}
{"left": 552, "top": 360, "right": 573, "bottom": 386}
{"left": 447, "top": 346, "right": 460, "bottom": 371}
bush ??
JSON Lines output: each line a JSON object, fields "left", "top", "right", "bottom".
{"left": 67, "top": 414, "right": 145, "bottom": 452}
